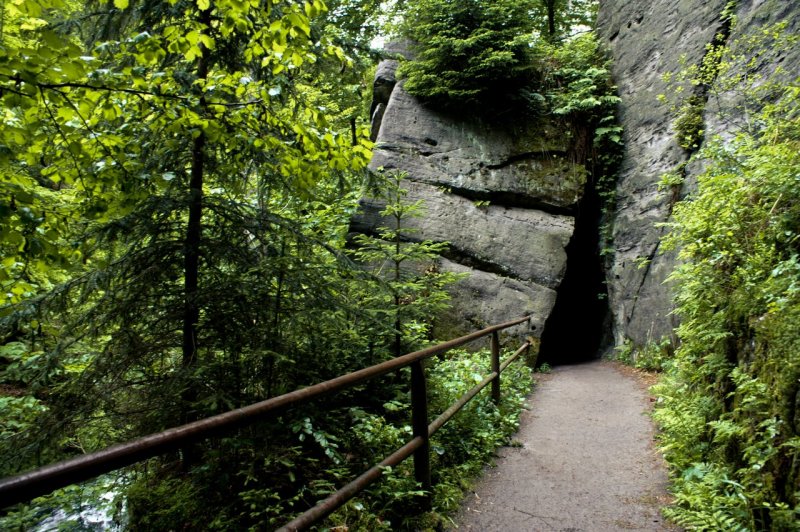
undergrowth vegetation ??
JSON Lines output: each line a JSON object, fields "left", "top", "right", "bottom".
{"left": 1, "top": 346, "right": 533, "bottom": 531}
{"left": 612, "top": 338, "right": 673, "bottom": 373}
{"left": 324, "top": 350, "right": 533, "bottom": 531}
{"left": 653, "top": 21, "right": 800, "bottom": 529}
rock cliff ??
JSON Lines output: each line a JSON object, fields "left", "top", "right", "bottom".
{"left": 598, "top": 0, "right": 800, "bottom": 348}
{"left": 357, "top": 0, "right": 800, "bottom": 355}
{"left": 355, "top": 58, "right": 585, "bottom": 339}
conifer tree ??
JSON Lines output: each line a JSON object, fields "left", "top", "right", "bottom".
{"left": 398, "top": 0, "right": 540, "bottom": 110}
{"left": 351, "top": 172, "right": 463, "bottom": 357}
{"left": 0, "top": 0, "right": 375, "bottom": 484}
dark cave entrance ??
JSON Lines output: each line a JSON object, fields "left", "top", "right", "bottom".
{"left": 538, "top": 177, "right": 611, "bottom": 366}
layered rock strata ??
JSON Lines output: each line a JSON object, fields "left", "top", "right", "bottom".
{"left": 355, "top": 59, "right": 585, "bottom": 340}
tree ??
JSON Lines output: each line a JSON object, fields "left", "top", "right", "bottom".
{"left": 535, "top": 33, "right": 621, "bottom": 162}
{"left": 351, "top": 172, "right": 463, "bottom": 357}
{"left": 1, "top": 0, "right": 379, "bottom": 500}
{"left": 0, "top": 0, "right": 412, "bottom": 527}
{"left": 395, "top": 0, "right": 603, "bottom": 115}
{"left": 397, "top": 0, "right": 540, "bottom": 111}
{"left": 533, "top": 0, "right": 597, "bottom": 41}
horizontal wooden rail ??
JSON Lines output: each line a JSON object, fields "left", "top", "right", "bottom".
{"left": 0, "top": 314, "right": 533, "bottom": 528}
{"left": 278, "top": 339, "right": 533, "bottom": 532}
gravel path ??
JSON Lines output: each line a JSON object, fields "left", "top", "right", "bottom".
{"left": 452, "top": 360, "right": 675, "bottom": 531}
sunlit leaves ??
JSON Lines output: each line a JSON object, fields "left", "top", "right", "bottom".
{"left": 0, "top": 3, "right": 389, "bottom": 529}
{"left": 1, "top": 0, "right": 380, "bottom": 440}
{"left": 0, "top": 0, "right": 372, "bottom": 299}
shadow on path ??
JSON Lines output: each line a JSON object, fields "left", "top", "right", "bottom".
{"left": 452, "top": 360, "right": 676, "bottom": 531}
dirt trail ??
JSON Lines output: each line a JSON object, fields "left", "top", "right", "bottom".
{"left": 452, "top": 360, "right": 675, "bottom": 531}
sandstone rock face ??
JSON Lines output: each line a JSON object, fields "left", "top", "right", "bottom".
{"left": 353, "top": 181, "right": 574, "bottom": 289}
{"left": 356, "top": 61, "right": 584, "bottom": 339}
{"left": 359, "top": 2, "right": 800, "bottom": 351}
{"left": 597, "top": 0, "right": 728, "bottom": 347}
{"left": 598, "top": 0, "right": 800, "bottom": 347}
{"left": 369, "top": 59, "right": 399, "bottom": 141}
{"left": 370, "top": 87, "right": 585, "bottom": 211}
{"left": 436, "top": 258, "right": 558, "bottom": 339}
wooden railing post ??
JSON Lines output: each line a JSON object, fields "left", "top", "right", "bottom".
{"left": 410, "top": 360, "right": 431, "bottom": 499}
{"left": 491, "top": 331, "right": 501, "bottom": 404}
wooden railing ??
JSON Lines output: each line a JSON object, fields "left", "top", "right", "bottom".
{"left": 0, "top": 315, "right": 534, "bottom": 530}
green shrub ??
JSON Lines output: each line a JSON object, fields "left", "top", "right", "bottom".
{"left": 613, "top": 338, "right": 673, "bottom": 372}
{"left": 674, "top": 94, "right": 706, "bottom": 150}
{"left": 126, "top": 476, "right": 204, "bottom": 531}
{"left": 654, "top": 82, "right": 800, "bottom": 529}
{"left": 323, "top": 348, "right": 533, "bottom": 531}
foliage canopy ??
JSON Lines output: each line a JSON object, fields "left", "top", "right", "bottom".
{"left": 398, "top": 0, "right": 540, "bottom": 110}
{"left": 395, "top": 0, "right": 602, "bottom": 114}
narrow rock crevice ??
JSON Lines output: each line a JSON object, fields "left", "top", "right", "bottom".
{"left": 440, "top": 248, "right": 514, "bottom": 280}
{"left": 538, "top": 176, "right": 611, "bottom": 365}
{"left": 445, "top": 186, "right": 576, "bottom": 216}
{"left": 483, "top": 150, "right": 570, "bottom": 170}
{"left": 625, "top": 236, "right": 663, "bottom": 327}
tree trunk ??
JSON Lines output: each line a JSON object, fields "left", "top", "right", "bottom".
{"left": 267, "top": 239, "right": 286, "bottom": 398}
{"left": 545, "top": 0, "right": 557, "bottom": 39}
{"left": 181, "top": 8, "right": 212, "bottom": 460}
{"left": 182, "top": 130, "right": 205, "bottom": 406}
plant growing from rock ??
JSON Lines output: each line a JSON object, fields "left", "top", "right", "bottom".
{"left": 396, "top": 0, "right": 541, "bottom": 112}
{"left": 655, "top": 62, "right": 800, "bottom": 530}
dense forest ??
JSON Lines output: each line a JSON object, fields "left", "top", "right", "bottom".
{"left": 0, "top": 0, "right": 606, "bottom": 529}
{"left": 1, "top": 0, "right": 799, "bottom": 530}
